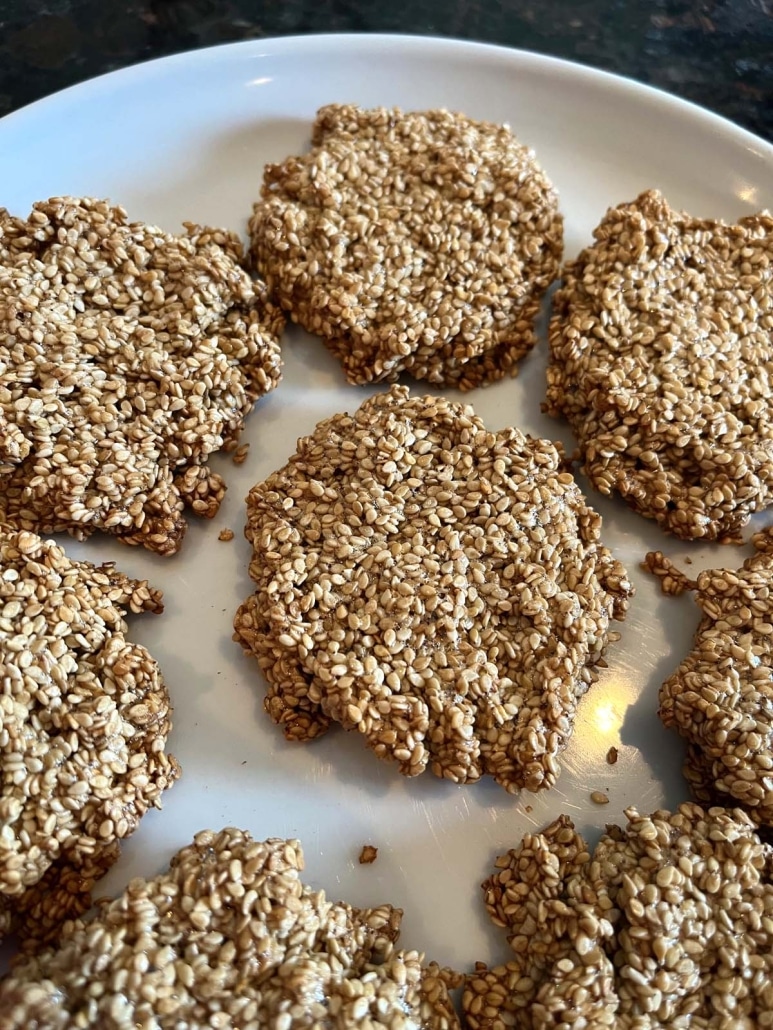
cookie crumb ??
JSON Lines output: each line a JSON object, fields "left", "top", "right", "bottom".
{"left": 359, "top": 845, "right": 378, "bottom": 865}
{"left": 642, "top": 550, "right": 697, "bottom": 596}
{"left": 218, "top": 528, "right": 235, "bottom": 542}
{"left": 233, "top": 444, "right": 250, "bottom": 465}
{"left": 525, "top": 805, "right": 533, "bottom": 814}
{"left": 606, "top": 746, "right": 619, "bottom": 765}
{"left": 591, "top": 790, "right": 610, "bottom": 805}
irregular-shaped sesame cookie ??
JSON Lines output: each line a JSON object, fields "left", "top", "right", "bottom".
{"left": 646, "top": 541, "right": 773, "bottom": 827}
{"left": 0, "top": 829, "right": 461, "bottom": 1029}
{"left": 0, "top": 197, "right": 284, "bottom": 555}
{"left": 250, "top": 104, "right": 562, "bottom": 390}
{"left": 546, "top": 189, "right": 773, "bottom": 541}
{"left": 465, "top": 804, "right": 773, "bottom": 1029}
{"left": 0, "top": 528, "right": 179, "bottom": 947}
{"left": 234, "top": 385, "right": 631, "bottom": 793}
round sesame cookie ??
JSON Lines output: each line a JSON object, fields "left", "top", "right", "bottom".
{"left": 234, "top": 385, "right": 631, "bottom": 794}
{"left": 465, "top": 804, "right": 773, "bottom": 1029}
{"left": 0, "top": 829, "right": 461, "bottom": 1029}
{"left": 646, "top": 542, "right": 773, "bottom": 829}
{"left": 249, "top": 104, "right": 563, "bottom": 390}
{"left": 0, "top": 528, "right": 179, "bottom": 948}
{"left": 546, "top": 189, "right": 773, "bottom": 541}
{"left": 0, "top": 197, "right": 284, "bottom": 555}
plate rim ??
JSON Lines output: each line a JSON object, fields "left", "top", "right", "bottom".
{"left": 1, "top": 25, "right": 772, "bottom": 981}
{"left": 2, "top": 32, "right": 772, "bottom": 164}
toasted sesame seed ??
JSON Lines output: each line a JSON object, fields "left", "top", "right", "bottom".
{"left": 232, "top": 444, "right": 250, "bottom": 466}
{"left": 359, "top": 845, "right": 378, "bottom": 865}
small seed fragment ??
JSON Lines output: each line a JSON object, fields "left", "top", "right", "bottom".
{"left": 359, "top": 845, "right": 379, "bottom": 865}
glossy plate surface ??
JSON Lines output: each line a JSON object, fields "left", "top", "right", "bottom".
{"left": 1, "top": 34, "right": 773, "bottom": 973}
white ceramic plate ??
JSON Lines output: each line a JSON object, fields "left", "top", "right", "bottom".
{"left": 2, "top": 35, "right": 773, "bottom": 979}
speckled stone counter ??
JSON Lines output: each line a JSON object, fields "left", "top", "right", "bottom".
{"left": 1, "top": 0, "right": 771, "bottom": 142}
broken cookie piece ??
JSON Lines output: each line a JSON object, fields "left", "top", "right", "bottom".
{"left": 546, "top": 189, "right": 773, "bottom": 540}
{"left": 647, "top": 542, "right": 773, "bottom": 827}
{"left": 234, "top": 385, "right": 631, "bottom": 793}
{"left": 0, "top": 528, "right": 179, "bottom": 947}
{"left": 250, "top": 103, "right": 562, "bottom": 390}
{"left": 465, "top": 804, "right": 773, "bottom": 1028}
{"left": 0, "top": 197, "right": 283, "bottom": 555}
{"left": 0, "top": 829, "right": 460, "bottom": 1029}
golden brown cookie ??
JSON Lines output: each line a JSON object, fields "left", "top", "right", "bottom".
{"left": 647, "top": 542, "right": 773, "bottom": 827}
{"left": 0, "top": 527, "right": 179, "bottom": 948}
{"left": 250, "top": 104, "right": 562, "bottom": 390}
{"left": 0, "top": 829, "right": 460, "bottom": 1029}
{"left": 546, "top": 189, "right": 773, "bottom": 540}
{"left": 234, "top": 385, "right": 631, "bottom": 793}
{"left": 465, "top": 804, "right": 773, "bottom": 1029}
{"left": 0, "top": 197, "right": 284, "bottom": 555}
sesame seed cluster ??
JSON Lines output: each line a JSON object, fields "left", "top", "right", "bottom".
{"left": 234, "top": 384, "right": 632, "bottom": 793}
{"left": 0, "top": 527, "right": 179, "bottom": 948}
{"left": 464, "top": 804, "right": 773, "bottom": 1029}
{"left": 0, "top": 197, "right": 284, "bottom": 555}
{"left": 0, "top": 829, "right": 461, "bottom": 1030}
{"left": 546, "top": 188, "right": 773, "bottom": 541}
{"left": 645, "top": 539, "right": 773, "bottom": 830}
{"left": 249, "top": 104, "right": 562, "bottom": 390}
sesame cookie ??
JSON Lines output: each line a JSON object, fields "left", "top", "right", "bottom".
{"left": 0, "top": 197, "right": 284, "bottom": 555}
{"left": 234, "top": 385, "right": 631, "bottom": 794}
{"left": 249, "top": 104, "right": 562, "bottom": 390}
{"left": 646, "top": 542, "right": 773, "bottom": 827}
{"left": 0, "top": 829, "right": 461, "bottom": 1029}
{"left": 546, "top": 189, "right": 773, "bottom": 541}
{"left": 465, "top": 804, "right": 773, "bottom": 1029}
{"left": 0, "top": 528, "right": 179, "bottom": 948}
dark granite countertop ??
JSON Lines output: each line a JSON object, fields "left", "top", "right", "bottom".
{"left": 0, "top": 1, "right": 771, "bottom": 142}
